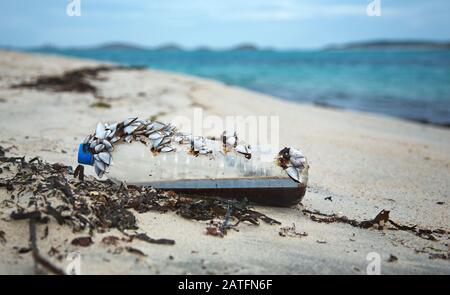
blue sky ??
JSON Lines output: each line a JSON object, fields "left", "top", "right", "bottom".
{"left": 1, "top": 0, "right": 449, "bottom": 49}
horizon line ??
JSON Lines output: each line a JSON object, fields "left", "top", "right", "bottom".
{"left": 2, "top": 38, "right": 450, "bottom": 52}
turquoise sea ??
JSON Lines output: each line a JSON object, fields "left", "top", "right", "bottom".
{"left": 29, "top": 48, "right": 450, "bottom": 126}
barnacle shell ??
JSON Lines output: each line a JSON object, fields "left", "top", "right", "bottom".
{"left": 94, "top": 144, "right": 105, "bottom": 153}
{"left": 95, "top": 122, "right": 107, "bottom": 139}
{"left": 289, "top": 148, "right": 304, "bottom": 159}
{"left": 98, "top": 152, "right": 112, "bottom": 165}
{"left": 102, "top": 140, "right": 113, "bottom": 152}
{"left": 123, "top": 117, "right": 137, "bottom": 126}
{"left": 160, "top": 146, "right": 174, "bottom": 153}
{"left": 148, "top": 132, "right": 163, "bottom": 140}
{"left": 285, "top": 166, "right": 300, "bottom": 182}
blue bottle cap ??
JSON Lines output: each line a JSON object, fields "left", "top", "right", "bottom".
{"left": 77, "top": 143, "right": 94, "bottom": 165}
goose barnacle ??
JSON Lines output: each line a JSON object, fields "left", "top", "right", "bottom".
{"left": 94, "top": 143, "right": 105, "bottom": 153}
{"left": 102, "top": 140, "right": 113, "bottom": 152}
{"left": 235, "top": 144, "right": 252, "bottom": 159}
{"left": 95, "top": 122, "right": 107, "bottom": 139}
{"left": 160, "top": 146, "right": 175, "bottom": 153}
{"left": 123, "top": 117, "right": 137, "bottom": 127}
{"left": 98, "top": 152, "right": 112, "bottom": 165}
{"left": 285, "top": 166, "right": 300, "bottom": 183}
{"left": 148, "top": 132, "right": 163, "bottom": 140}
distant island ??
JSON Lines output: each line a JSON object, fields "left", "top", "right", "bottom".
{"left": 96, "top": 42, "right": 146, "bottom": 50}
{"left": 28, "top": 42, "right": 264, "bottom": 52}
{"left": 153, "top": 43, "right": 184, "bottom": 51}
{"left": 230, "top": 43, "right": 259, "bottom": 51}
{"left": 22, "top": 39, "right": 450, "bottom": 52}
{"left": 325, "top": 40, "right": 450, "bottom": 50}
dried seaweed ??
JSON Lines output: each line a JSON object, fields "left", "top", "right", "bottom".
{"left": 132, "top": 233, "right": 175, "bottom": 246}
{"left": 45, "top": 204, "right": 66, "bottom": 225}
{"left": 73, "top": 164, "right": 84, "bottom": 181}
{"left": 428, "top": 253, "right": 449, "bottom": 260}
{"left": 126, "top": 246, "right": 147, "bottom": 256}
{"left": 302, "top": 208, "right": 449, "bottom": 241}
{"left": 11, "top": 210, "right": 48, "bottom": 223}
{"left": 0, "top": 147, "right": 283, "bottom": 273}
{"left": 0, "top": 148, "right": 279, "bottom": 238}
{"left": 29, "top": 217, "right": 65, "bottom": 275}
{"left": 11, "top": 65, "right": 144, "bottom": 96}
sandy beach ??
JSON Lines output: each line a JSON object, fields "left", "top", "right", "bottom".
{"left": 0, "top": 50, "right": 449, "bottom": 274}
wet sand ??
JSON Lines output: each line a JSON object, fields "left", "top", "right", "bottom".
{"left": 0, "top": 50, "right": 449, "bottom": 274}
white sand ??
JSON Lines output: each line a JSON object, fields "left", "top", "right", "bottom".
{"left": 0, "top": 50, "right": 449, "bottom": 274}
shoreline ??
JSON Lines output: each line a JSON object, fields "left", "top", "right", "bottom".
{"left": 311, "top": 101, "right": 450, "bottom": 129}
{"left": 0, "top": 50, "right": 449, "bottom": 274}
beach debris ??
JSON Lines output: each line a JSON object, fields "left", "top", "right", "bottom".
{"left": 278, "top": 223, "right": 308, "bottom": 238}
{"left": 277, "top": 147, "right": 308, "bottom": 183}
{"left": 90, "top": 101, "right": 111, "bottom": 108}
{"left": 126, "top": 246, "right": 147, "bottom": 257}
{"left": 302, "top": 209, "right": 389, "bottom": 229}
{"left": 368, "top": 209, "right": 390, "bottom": 228}
{"left": 45, "top": 204, "right": 66, "bottom": 225}
{"left": 205, "top": 220, "right": 225, "bottom": 237}
{"left": 132, "top": 233, "right": 175, "bottom": 246}
{"left": 0, "top": 230, "right": 6, "bottom": 244}
{"left": 387, "top": 254, "right": 398, "bottom": 263}
{"left": 78, "top": 117, "right": 310, "bottom": 206}
{"left": 71, "top": 236, "right": 94, "bottom": 247}
{"left": 80, "top": 117, "right": 310, "bottom": 201}
{"left": 47, "top": 247, "right": 60, "bottom": 258}
{"left": 17, "top": 247, "right": 32, "bottom": 254}
{"left": 204, "top": 205, "right": 235, "bottom": 238}
{"left": 41, "top": 226, "right": 49, "bottom": 240}
{"left": 29, "top": 216, "right": 66, "bottom": 275}
{"left": 102, "top": 236, "right": 120, "bottom": 246}
{"left": 428, "top": 253, "right": 449, "bottom": 260}
{"left": 73, "top": 164, "right": 84, "bottom": 181}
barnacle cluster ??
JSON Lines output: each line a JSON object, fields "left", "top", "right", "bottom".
{"left": 83, "top": 117, "right": 308, "bottom": 183}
